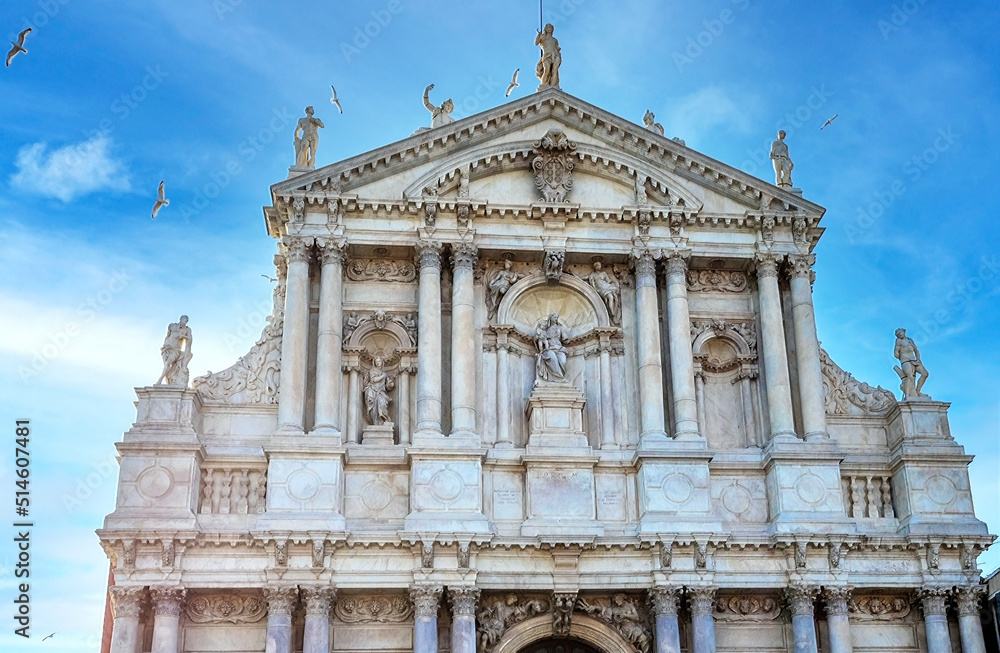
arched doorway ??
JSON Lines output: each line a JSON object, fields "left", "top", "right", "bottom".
{"left": 518, "top": 638, "right": 604, "bottom": 653}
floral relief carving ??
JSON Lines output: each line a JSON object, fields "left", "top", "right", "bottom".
{"left": 714, "top": 594, "right": 782, "bottom": 621}
{"left": 686, "top": 269, "right": 749, "bottom": 293}
{"left": 335, "top": 595, "right": 414, "bottom": 623}
{"left": 346, "top": 259, "right": 417, "bottom": 283}
{"left": 185, "top": 594, "right": 268, "bottom": 624}
{"left": 820, "top": 348, "right": 896, "bottom": 416}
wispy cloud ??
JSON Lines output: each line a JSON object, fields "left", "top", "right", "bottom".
{"left": 9, "top": 134, "right": 132, "bottom": 202}
{"left": 662, "top": 85, "right": 760, "bottom": 146}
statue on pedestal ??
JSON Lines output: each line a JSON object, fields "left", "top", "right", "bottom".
{"left": 586, "top": 261, "right": 622, "bottom": 325}
{"left": 893, "top": 328, "right": 929, "bottom": 398}
{"left": 770, "top": 130, "right": 793, "bottom": 188}
{"left": 534, "top": 313, "right": 568, "bottom": 382}
{"left": 534, "top": 23, "right": 562, "bottom": 90}
{"left": 422, "top": 84, "right": 454, "bottom": 129}
{"left": 155, "top": 315, "right": 193, "bottom": 387}
{"left": 642, "top": 110, "right": 664, "bottom": 136}
{"left": 364, "top": 356, "right": 395, "bottom": 425}
{"left": 293, "top": 106, "right": 324, "bottom": 168}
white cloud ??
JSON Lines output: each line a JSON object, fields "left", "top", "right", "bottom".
{"left": 662, "top": 86, "right": 761, "bottom": 146}
{"left": 9, "top": 134, "right": 131, "bottom": 202}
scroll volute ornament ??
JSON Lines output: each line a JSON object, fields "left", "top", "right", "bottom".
{"left": 532, "top": 129, "right": 577, "bottom": 202}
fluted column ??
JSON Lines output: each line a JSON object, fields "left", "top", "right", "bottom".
{"left": 411, "top": 585, "right": 443, "bottom": 653}
{"left": 788, "top": 254, "right": 827, "bottom": 440}
{"left": 302, "top": 587, "right": 335, "bottom": 653}
{"left": 313, "top": 239, "right": 347, "bottom": 436}
{"left": 688, "top": 587, "right": 717, "bottom": 653}
{"left": 786, "top": 586, "right": 819, "bottom": 653}
{"left": 956, "top": 586, "right": 987, "bottom": 653}
{"left": 649, "top": 586, "right": 682, "bottom": 653}
{"left": 633, "top": 250, "right": 668, "bottom": 444}
{"left": 109, "top": 587, "right": 145, "bottom": 653}
{"left": 150, "top": 587, "right": 185, "bottom": 653}
{"left": 264, "top": 586, "right": 298, "bottom": 653}
{"left": 664, "top": 250, "right": 701, "bottom": 439}
{"left": 494, "top": 326, "right": 513, "bottom": 447}
{"left": 450, "top": 243, "right": 478, "bottom": 437}
{"left": 921, "top": 588, "right": 953, "bottom": 653}
{"left": 277, "top": 238, "right": 312, "bottom": 434}
{"left": 823, "top": 587, "right": 853, "bottom": 653}
{"left": 415, "top": 241, "right": 444, "bottom": 437}
{"left": 449, "top": 587, "right": 479, "bottom": 653}
{"left": 597, "top": 328, "right": 618, "bottom": 449}
{"left": 754, "top": 252, "right": 796, "bottom": 440}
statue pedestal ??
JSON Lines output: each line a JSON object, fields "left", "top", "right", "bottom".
{"left": 362, "top": 423, "right": 395, "bottom": 447}
{"left": 525, "top": 381, "right": 588, "bottom": 453}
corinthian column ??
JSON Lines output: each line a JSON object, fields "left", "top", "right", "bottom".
{"left": 277, "top": 237, "right": 312, "bottom": 434}
{"left": 920, "top": 588, "right": 952, "bottom": 653}
{"left": 688, "top": 587, "right": 717, "bottom": 653}
{"left": 633, "top": 250, "right": 668, "bottom": 445}
{"left": 313, "top": 239, "right": 347, "bottom": 437}
{"left": 956, "top": 586, "right": 987, "bottom": 653}
{"left": 302, "top": 587, "right": 335, "bottom": 653}
{"left": 450, "top": 242, "right": 478, "bottom": 438}
{"left": 649, "top": 586, "right": 682, "bottom": 653}
{"left": 788, "top": 254, "right": 827, "bottom": 440}
{"left": 822, "top": 587, "right": 853, "bottom": 653}
{"left": 109, "top": 587, "right": 145, "bottom": 653}
{"left": 415, "top": 241, "right": 444, "bottom": 438}
{"left": 411, "top": 585, "right": 443, "bottom": 653}
{"left": 264, "top": 586, "right": 298, "bottom": 653}
{"left": 150, "top": 587, "right": 185, "bottom": 653}
{"left": 785, "top": 585, "right": 819, "bottom": 653}
{"left": 664, "top": 250, "right": 700, "bottom": 439}
{"left": 448, "top": 587, "right": 479, "bottom": 653}
{"left": 754, "top": 252, "right": 796, "bottom": 440}
{"left": 597, "top": 328, "right": 618, "bottom": 449}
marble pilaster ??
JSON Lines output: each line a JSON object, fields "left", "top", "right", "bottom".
{"left": 788, "top": 254, "right": 827, "bottom": 440}
{"left": 109, "top": 587, "right": 145, "bottom": 653}
{"left": 597, "top": 328, "right": 618, "bottom": 449}
{"left": 494, "top": 326, "right": 513, "bottom": 447}
{"left": 450, "top": 243, "right": 479, "bottom": 439}
{"left": 649, "top": 586, "right": 682, "bottom": 653}
{"left": 633, "top": 250, "right": 668, "bottom": 446}
{"left": 664, "top": 250, "right": 701, "bottom": 439}
{"left": 754, "top": 252, "right": 796, "bottom": 440}
{"left": 276, "top": 237, "right": 312, "bottom": 434}
{"left": 411, "top": 585, "right": 443, "bottom": 653}
{"left": 150, "top": 587, "right": 185, "bottom": 653}
{"left": 415, "top": 241, "right": 445, "bottom": 439}
{"left": 313, "top": 239, "right": 347, "bottom": 437}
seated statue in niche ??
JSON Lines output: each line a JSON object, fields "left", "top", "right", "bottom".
{"left": 585, "top": 261, "right": 622, "bottom": 325}
{"left": 534, "top": 313, "right": 568, "bottom": 383}
{"left": 363, "top": 356, "right": 395, "bottom": 425}
{"left": 486, "top": 260, "right": 520, "bottom": 319}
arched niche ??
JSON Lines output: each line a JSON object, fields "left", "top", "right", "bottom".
{"left": 347, "top": 318, "right": 411, "bottom": 360}
{"left": 497, "top": 273, "right": 610, "bottom": 337}
{"left": 692, "top": 322, "right": 759, "bottom": 449}
{"left": 493, "top": 615, "right": 632, "bottom": 653}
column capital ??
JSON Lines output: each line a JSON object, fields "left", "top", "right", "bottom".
{"left": 687, "top": 586, "right": 717, "bottom": 617}
{"left": 110, "top": 586, "right": 146, "bottom": 619}
{"left": 787, "top": 253, "right": 816, "bottom": 279}
{"left": 822, "top": 587, "right": 852, "bottom": 616}
{"left": 784, "top": 585, "right": 820, "bottom": 616}
{"left": 316, "top": 237, "right": 348, "bottom": 266}
{"left": 283, "top": 237, "right": 313, "bottom": 264}
{"left": 919, "top": 586, "right": 950, "bottom": 616}
{"left": 630, "top": 248, "right": 660, "bottom": 282}
{"left": 753, "top": 251, "right": 783, "bottom": 279}
{"left": 410, "top": 585, "right": 443, "bottom": 618}
{"left": 451, "top": 242, "right": 479, "bottom": 270}
{"left": 663, "top": 249, "right": 692, "bottom": 278}
{"left": 416, "top": 240, "right": 444, "bottom": 271}
{"left": 150, "top": 587, "right": 187, "bottom": 616}
{"left": 447, "top": 586, "right": 480, "bottom": 617}
{"left": 954, "top": 585, "right": 985, "bottom": 617}
{"left": 649, "top": 586, "right": 682, "bottom": 616}
{"left": 263, "top": 586, "right": 299, "bottom": 617}
{"left": 302, "top": 586, "right": 336, "bottom": 616}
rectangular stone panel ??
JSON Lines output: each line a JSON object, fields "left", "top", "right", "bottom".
{"left": 182, "top": 624, "right": 266, "bottom": 652}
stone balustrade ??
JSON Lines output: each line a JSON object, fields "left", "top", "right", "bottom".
{"left": 841, "top": 473, "right": 895, "bottom": 519}
{"left": 199, "top": 466, "right": 267, "bottom": 515}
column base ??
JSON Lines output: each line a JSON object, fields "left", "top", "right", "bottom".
{"left": 274, "top": 424, "right": 306, "bottom": 436}
{"left": 805, "top": 431, "right": 829, "bottom": 441}
{"left": 639, "top": 431, "right": 671, "bottom": 450}
{"left": 309, "top": 425, "right": 343, "bottom": 441}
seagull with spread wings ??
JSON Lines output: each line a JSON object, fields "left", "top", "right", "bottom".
{"left": 41, "top": 633, "right": 55, "bottom": 641}
{"left": 6, "top": 28, "right": 31, "bottom": 67}
{"left": 820, "top": 113, "right": 839, "bottom": 130}
{"left": 261, "top": 274, "right": 277, "bottom": 283}
{"left": 505, "top": 68, "right": 520, "bottom": 97}
{"left": 330, "top": 85, "right": 343, "bottom": 113}
{"left": 151, "top": 181, "right": 170, "bottom": 219}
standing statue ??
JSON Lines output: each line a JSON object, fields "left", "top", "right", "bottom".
{"left": 363, "top": 356, "right": 395, "bottom": 425}
{"left": 634, "top": 174, "right": 649, "bottom": 206}
{"left": 155, "top": 315, "right": 193, "bottom": 387}
{"left": 534, "top": 23, "right": 562, "bottom": 90}
{"left": 893, "top": 328, "right": 929, "bottom": 398}
{"left": 642, "top": 110, "right": 665, "bottom": 136}
{"left": 293, "top": 106, "right": 325, "bottom": 168}
{"left": 534, "top": 313, "right": 568, "bottom": 382}
{"left": 586, "top": 261, "right": 622, "bottom": 325}
{"left": 486, "top": 260, "right": 520, "bottom": 319}
{"left": 423, "top": 84, "right": 455, "bottom": 128}
{"left": 769, "top": 130, "right": 793, "bottom": 188}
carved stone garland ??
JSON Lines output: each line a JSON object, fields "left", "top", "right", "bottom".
{"left": 335, "top": 595, "right": 413, "bottom": 623}
{"left": 532, "top": 129, "right": 577, "bottom": 203}
{"left": 346, "top": 258, "right": 417, "bottom": 283}
{"left": 686, "top": 269, "right": 749, "bottom": 293}
{"left": 849, "top": 594, "right": 912, "bottom": 621}
{"left": 186, "top": 594, "right": 268, "bottom": 624}
{"left": 819, "top": 348, "right": 897, "bottom": 416}
{"left": 714, "top": 594, "right": 782, "bottom": 621}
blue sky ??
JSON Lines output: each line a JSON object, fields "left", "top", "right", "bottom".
{"left": 1, "top": 1, "right": 998, "bottom": 649}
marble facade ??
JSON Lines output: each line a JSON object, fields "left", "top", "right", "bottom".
{"left": 98, "top": 88, "right": 993, "bottom": 653}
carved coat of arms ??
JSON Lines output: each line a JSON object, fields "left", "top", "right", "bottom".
{"left": 531, "top": 129, "right": 577, "bottom": 202}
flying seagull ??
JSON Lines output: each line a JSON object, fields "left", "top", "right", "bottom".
{"left": 6, "top": 28, "right": 31, "bottom": 67}
{"left": 820, "top": 113, "right": 839, "bottom": 130}
{"left": 261, "top": 274, "right": 277, "bottom": 282}
{"left": 151, "top": 181, "right": 169, "bottom": 219}
{"left": 505, "top": 68, "right": 520, "bottom": 97}
{"left": 42, "top": 633, "right": 55, "bottom": 641}
{"left": 329, "top": 85, "right": 342, "bottom": 113}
